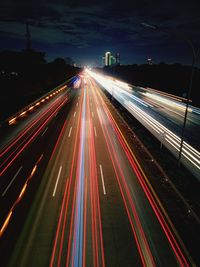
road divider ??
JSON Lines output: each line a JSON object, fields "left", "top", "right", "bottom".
{"left": 41, "top": 127, "right": 48, "bottom": 137}
{"left": 52, "top": 166, "right": 62, "bottom": 197}
{"left": 68, "top": 126, "right": 72, "bottom": 138}
{"left": 99, "top": 164, "right": 106, "bottom": 195}
{"left": 8, "top": 85, "right": 67, "bottom": 126}
{"left": 94, "top": 126, "right": 97, "bottom": 137}
{"left": 1, "top": 166, "right": 23, "bottom": 197}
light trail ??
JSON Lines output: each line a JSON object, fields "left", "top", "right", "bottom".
{"left": 87, "top": 89, "right": 105, "bottom": 267}
{"left": 0, "top": 97, "right": 68, "bottom": 176}
{"left": 125, "top": 101, "right": 200, "bottom": 170}
{"left": 0, "top": 154, "right": 43, "bottom": 238}
{"left": 72, "top": 87, "right": 86, "bottom": 267}
{"left": 90, "top": 76, "right": 191, "bottom": 266}
{"left": 7, "top": 84, "right": 67, "bottom": 125}
{"left": 50, "top": 93, "right": 83, "bottom": 267}
{"left": 101, "top": 84, "right": 190, "bottom": 266}
{"left": 86, "top": 69, "right": 200, "bottom": 179}
{"left": 0, "top": 95, "right": 64, "bottom": 158}
{"left": 143, "top": 92, "right": 192, "bottom": 112}
{"left": 91, "top": 80, "right": 155, "bottom": 267}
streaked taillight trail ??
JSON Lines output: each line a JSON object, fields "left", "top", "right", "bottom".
{"left": 2, "top": 75, "right": 193, "bottom": 266}
{"left": 90, "top": 77, "right": 190, "bottom": 267}
{"left": 50, "top": 81, "right": 105, "bottom": 267}
{"left": 0, "top": 94, "right": 68, "bottom": 176}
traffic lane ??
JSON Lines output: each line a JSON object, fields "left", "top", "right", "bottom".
{"left": 10, "top": 128, "right": 79, "bottom": 267}
{"left": 112, "top": 88, "right": 200, "bottom": 151}
{"left": 0, "top": 90, "right": 69, "bottom": 168}
{"left": 140, "top": 95, "right": 200, "bottom": 149}
{"left": 91, "top": 79, "right": 190, "bottom": 266}
{"left": 0, "top": 87, "right": 69, "bottom": 146}
{"left": 0, "top": 93, "right": 68, "bottom": 180}
{"left": 56, "top": 82, "right": 104, "bottom": 267}
{"left": 7, "top": 89, "right": 83, "bottom": 267}
{"left": 79, "top": 86, "right": 105, "bottom": 267}
{"left": 119, "top": 92, "right": 200, "bottom": 151}
{"left": 121, "top": 89, "right": 188, "bottom": 127}
{"left": 96, "top": 82, "right": 200, "bottom": 170}
{"left": 47, "top": 83, "right": 104, "bottom": 267}
{"left": 0, "top": 90, "right": 79, "bottom": 262}
{"left": 91, "top": 83, "right": 157, "bottom": 266}
{"left": 87, "top": 84, "right": 144, "bottom": 266}
{"left": 25, "top": 89, "right": 83, "bottom": 267}
{"left": 0, "top": 90, "right": 78, "bottom": 180}
{"left": 0, "top": 88, "right": 70, "bottom": 153}
{"left": 135, "top": 90, "right": 200, "bottom": 150}
{"left": 0, "top": 91, "right": 74, "bottom": 213}
{"left": 134, "top": 89, "right": 200, "bottom": 125}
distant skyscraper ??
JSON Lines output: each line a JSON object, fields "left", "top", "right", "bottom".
{"left": 25, "top": 23, "right": 31, "bottom": 51}
{"left": 105, "top": 52, "right": 111, "bottom": 66}
{"left": 103, "top": 51, "right": 118, "bottom": 66}
{"left": 115, "top": 52, "right": 120, "bottom": 65}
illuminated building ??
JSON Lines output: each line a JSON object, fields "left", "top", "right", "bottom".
{"left": 103, "top": 51, "right": 118, "bottom": 66}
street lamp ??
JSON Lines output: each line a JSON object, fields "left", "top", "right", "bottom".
{"left": 141, "top": 22, "right": 200, "bottom": 164}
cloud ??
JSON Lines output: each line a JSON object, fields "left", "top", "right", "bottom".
{"left": 0, "top": 0, "right": 200, "bottom": 64}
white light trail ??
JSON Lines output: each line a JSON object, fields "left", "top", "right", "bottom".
{"left": 86, "top": 69, "right": 200, "bottom": 178}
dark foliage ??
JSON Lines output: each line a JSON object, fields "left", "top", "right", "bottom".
{"left": 0, "top": 50, "right": 80, "bottom": 121}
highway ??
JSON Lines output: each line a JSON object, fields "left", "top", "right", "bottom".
{"left": 0, "top": 73, "right": 194, "bottom": 266}
{"left": 87, "top": 70, "right": 200, "bottom": 179}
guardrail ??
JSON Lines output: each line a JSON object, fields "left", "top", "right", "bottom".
{"left": 0, "top": 76, "right": 77, "bottom": 127}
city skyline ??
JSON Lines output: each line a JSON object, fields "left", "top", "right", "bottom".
{"left": 102, "top": 51, "right": 120, "bottom": 67}
{"left": 0, "top": 0, "right": 200, "bottom": 66}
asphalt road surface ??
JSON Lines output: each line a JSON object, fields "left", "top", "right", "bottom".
{"left": 0, "top": 75, "right": 194, "bottom": 266}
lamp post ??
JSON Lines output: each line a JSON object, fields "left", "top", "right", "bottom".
{"left": 178, "top": 45, "right": 199, "bottom": 164}
{"left": 141, "top": 22, "right": 199, "bottom": 164}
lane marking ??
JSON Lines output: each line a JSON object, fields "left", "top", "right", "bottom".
{"left": 92, "top": 111, "right": 94, "bottom": 118}
{"left": 99, "top": 164, "right": 106, "bottom": 195}
{"left": 94, "top": 126, "right": 97, "bottom": 137}
{"left": 52, "top": 166, "right": 62, "bottom": 197}
{"left": 68, "top": 126, "right": 72, "bottom": 137}
{"left": 76, "top": 102, "right": 78, "bottom": 107}
{"left": 2, "top": 166, "right": 23, "bottom": 197}
{"left": 41, "top": 127, "right": 48, "bottom": 136}
{"left": 74, "top": 111, "right": 76, "bottom": 118}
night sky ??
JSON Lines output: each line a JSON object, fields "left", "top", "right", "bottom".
{"left": 0, "top": 0, "right": 200, "bottom": 66}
